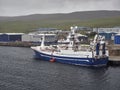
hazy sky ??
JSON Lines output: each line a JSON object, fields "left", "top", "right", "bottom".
{"left": 0, "top": 0, "right": 120, "bottom": 16}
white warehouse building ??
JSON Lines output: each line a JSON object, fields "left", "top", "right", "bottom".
{"left": 93, "top": 27, "right": 120, "bottom": 33}
{"left": 22, "top": 33, "right": 58, "bottom": 43}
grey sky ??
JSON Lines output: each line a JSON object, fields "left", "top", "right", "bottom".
{"left": 0, "top": 0, "right": 120, "bottom": 16}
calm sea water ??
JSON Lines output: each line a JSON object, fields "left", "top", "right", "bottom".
{"left": 0, "top": 46, "right": 120, "bottom": 90}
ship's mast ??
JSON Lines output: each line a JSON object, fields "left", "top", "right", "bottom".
{"left": 41, "top": 34, "right": 45, "bottom": 48}
{"left": 68, "top": 26, "right": 78, "bottom": 49}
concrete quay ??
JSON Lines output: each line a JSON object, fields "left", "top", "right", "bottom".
{"left": 109, "top": 56, "right": 120, "bottom": 61}
{"left": 107, "top": 45, "right": 120, "bottom": 65}
{"left": 108, "top": 56, "right": 120, "bottom": 65}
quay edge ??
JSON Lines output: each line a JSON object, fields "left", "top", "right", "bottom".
{"left": 108, "top": 56, "right": 120, "bottom": 65}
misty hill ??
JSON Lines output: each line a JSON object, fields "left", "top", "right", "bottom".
{"left": 0, "top": 10, "right": 120, "bottom": 21}
{"left": 0, "top": 10, "right": 120, "bottom": 33}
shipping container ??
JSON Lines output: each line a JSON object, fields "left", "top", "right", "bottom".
{"left": 114, "top": 34, "right": 120, "bottom": 44}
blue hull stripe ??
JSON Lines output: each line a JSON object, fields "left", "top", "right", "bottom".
{"left": 41, "top": 54, "right": 90, "bottom": 62}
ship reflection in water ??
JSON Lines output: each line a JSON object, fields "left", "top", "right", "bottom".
{"left": 0, "top": 46, "right": 120, "bottom": 90}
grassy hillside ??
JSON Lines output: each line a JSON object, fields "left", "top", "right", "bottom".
{"left": 0, "top": 16, "right": 120, "bottom": 33}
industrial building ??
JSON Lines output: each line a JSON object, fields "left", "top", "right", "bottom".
{"left": 93, "top": 27, "right": 120, "bottom": 40}
{"left": 0, "top": 32, "right": 57, "bottom": 43}
{"left": 76, "top": 26, "right": 92, "bottom": 31}
{"left": 0, "top": 33, "right": 24, "bottom": 42}
{"left": 22, "top": 33, "right": 58, "bottom": 43}
{"left": 32, "top": 28, "right": 62, "bottom": 34}
{"left": 99, "top": 32, "right": 116, "bottom": 40}
{"left": 93, "top": 27, "right": 120, "bottom": 33}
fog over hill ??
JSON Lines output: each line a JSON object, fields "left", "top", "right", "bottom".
{"left": 0, "top": 10, "right": 120, "bottom": 22}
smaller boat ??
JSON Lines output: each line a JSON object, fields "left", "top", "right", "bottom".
{"left": 31, "top": 26, "right": 109, "bottom": 67}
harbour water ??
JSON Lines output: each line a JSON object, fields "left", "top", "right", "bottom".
{"left": 0, "top": 46, "right": 120, "bottom": 90}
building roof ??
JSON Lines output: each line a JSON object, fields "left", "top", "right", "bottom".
{"left": 24, "top": 33, "right": 56, "bottom": 36}
{"left": 0, "top": 33, "right": 24, "bottom": 35}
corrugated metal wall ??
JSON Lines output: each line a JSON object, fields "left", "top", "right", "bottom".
{"left": 22, "top": 34, "right": 42, "bottom": 42}
{"left": 31, "top": 35, "right": 42, "bottom": 42}
{"left": 22, "top": 34, "right": 31, "bottom": 42}
{"left": 9, "top": 35, "right": 21, "bottom": 41}
{"left": 22, "top": 34, "right": 58, "bottom": 43}
{"left": 0, "top": 34, "right": 22, "bottom": 42}
{"left": 45, "top": 35, "right": 57, "bottom": 42}
{"left": 99, "top": 33, "right": 116, "bottom": 40}
{"left": 0, "top": 34, "right": 9, "bottom": 42}
{"left": 114, "top": 35, "right": 120, "bottom": 44}
{"left": 0, "top": 33, "right": 57, "bottom": 42}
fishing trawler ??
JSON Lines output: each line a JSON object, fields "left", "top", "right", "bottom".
{"left": 31, "top": 26, "right": 109, "bottom": 67}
